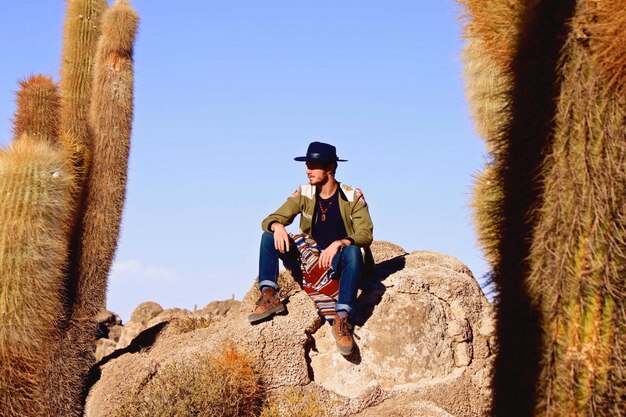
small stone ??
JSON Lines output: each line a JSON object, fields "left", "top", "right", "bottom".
{"left": 95, "top": 338, "right": 116, "bottom": 362}
{"left": 447, "top": 319, "right": 472, "bottom": 343}
{"left": 472, "top": 367, "right": 491, "bottom": 389}
{"left": 129, "top": 301, "right": 163, "bottom": 325}
{"left": 454, "top": 342, "right": 473, "bottom": 367}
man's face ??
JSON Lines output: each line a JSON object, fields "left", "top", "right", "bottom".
{"left": 306, "top": 161, "right": 331, "bottom": 186}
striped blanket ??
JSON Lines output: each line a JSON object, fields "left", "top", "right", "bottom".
{"left": 290, "top": 233, "right": 339, "bottom": 321}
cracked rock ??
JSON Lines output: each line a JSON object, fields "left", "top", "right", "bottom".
{"left": 85, "top": 242, "right": 494, "bottom": 417}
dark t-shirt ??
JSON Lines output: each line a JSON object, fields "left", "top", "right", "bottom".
{"left": 312, "top": 189, "right": 348, "bottom": 249}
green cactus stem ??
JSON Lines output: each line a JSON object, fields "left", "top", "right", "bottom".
{"left": 44, "top": 3, "right": 107, "bottom": 414}
{"left": 527, "top": 3, "right": 626, "bottom": 413}
{"left": 0, "top": 138, "right": 73, "bottom": 417}
{"left": 74, "top": 0, "right": 138, "bottom": 328}
{"left": 462, "top": 35, "right": 512, "bottom": 273}
{"left": 49, "top": 2, "right": 139, "bottom": 415}
{"left": 461, "top": 0, "right": 625, "bottom": 415}
{"left": 459, "top": 0, "right": 523, "bottom": 272}
{"left": 12, "top": 74, "right": 61, "bottom": 144}
{"left": 459, "top": 0, "right": 583, "bottom": 415}
{"left": 59, "top": 0, "right": 107, "bottom": 178}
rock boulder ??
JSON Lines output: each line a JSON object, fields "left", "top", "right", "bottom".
{"left": 85, "top": 242, "right": 494, "bottom": 417}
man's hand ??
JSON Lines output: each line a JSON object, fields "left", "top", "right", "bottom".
{"left": 319, "top": 241, "right": 343, "bottom": 269}
{"left": 271, "top": 223, "right": 290, "bottom": 253}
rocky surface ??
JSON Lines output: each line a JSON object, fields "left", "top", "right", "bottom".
{"left": 95, "top": 311, "right": 123, "bottom": 361}
{"left": 86, "top": 242, "right": 494, "bottom": 416}
{"left": 94, "top": 299, "right": 241, "bottom": 360}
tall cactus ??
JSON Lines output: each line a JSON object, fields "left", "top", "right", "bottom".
{"left": 460, "top": 0, "right": 626, "bottom": 416}
{"left": 43, "top": 2, "right": 108, "bottom": 415}
{"left": 0, "top": 1, "right": 139, "bottom": 416}
{"left": 50, "top": 3, "right": 140, "bottom": 415}
{"left": 76, "top": 0, "right": 138, "bottom": 322}
{"left": 59, "top": 0, "right": 107, "bottom": 337}
{"left": 60, "top": 0, "right": 108, "bottom": 312}
{"left": 527, "top": 1, "right": 626, "bottom": 415}
{"left": 460, "top": 0, "right": 523, "bottom": 270}
{"left": 59, "top": 0, "right": 107, "bottom": 181}
{"left": 12, "top": 75, "right": 61, "bottom": 144}
{"left": 0, "top": 138, "right": 73, "bottom": 417}
{"left": 463, "top": 34, "right": 510, "bottom": 270}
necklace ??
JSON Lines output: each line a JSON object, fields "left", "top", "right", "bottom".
{"left": 318, "top": 199, "right": 333, "bottom": 222}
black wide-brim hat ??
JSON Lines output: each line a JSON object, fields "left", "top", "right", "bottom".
{"left": 294, "top": 141, "right": 348, "bottom": 162}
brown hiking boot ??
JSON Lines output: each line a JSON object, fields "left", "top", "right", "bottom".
{"left": 332, "top": 316, "right": 354, "bottom": 355}
{"left": 248, "top": 287, "right": 285, "bottom": 324}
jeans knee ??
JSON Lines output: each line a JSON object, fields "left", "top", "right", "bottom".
{"left": 342, "top": 246, "right": 362, "bottom": 264}
{"left": 261, "top": 232, "right": 277, "bottom": 253}
{"left": 261, "top": 231, "right": 274, "bottom": 244}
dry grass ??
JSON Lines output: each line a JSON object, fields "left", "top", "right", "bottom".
{"left": 113, "top": 342, "right": 263, "bottom": 417}
{"left": 261, "top": 388, "right": 332, "bottom": 417}
{"left": 112, "top": 342, "right": 337, "bottom": 417}
{"left": 169, "top": 316, "right": 214, "bottom": 334}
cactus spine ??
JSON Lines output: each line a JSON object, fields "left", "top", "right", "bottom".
{"left": 460, "top": 0, "right": 626, "bottom": 415}
{"left": 0, "top": 138, "right": 73, "bottom": 417}
{"left": 12, "top": 75, "right": 61, "bottom": 144}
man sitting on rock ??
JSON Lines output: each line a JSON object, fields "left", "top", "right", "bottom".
{"left": 248, "top": 141, "right": 374, "bottom": 356}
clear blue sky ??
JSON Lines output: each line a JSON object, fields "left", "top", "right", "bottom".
{"left": 0, "top": 1, "right": 488, "bottom": 321}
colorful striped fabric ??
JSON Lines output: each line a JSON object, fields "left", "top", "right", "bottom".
{"left": 290, "top": 233, "right": 339, "bottom": 321}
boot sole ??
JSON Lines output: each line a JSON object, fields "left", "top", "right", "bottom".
{"left": 336, "top": 343, "right": 354, "bottom": 356}
{"left": 248, "top": 303, "right": 286, "bottom": 324}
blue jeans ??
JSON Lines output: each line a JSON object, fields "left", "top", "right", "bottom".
{"left": 258, "top": 231, "right": 362, "bottom": 315}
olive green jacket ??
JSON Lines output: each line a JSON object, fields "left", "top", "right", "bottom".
{"left": 261, "top": 183, "right": 374, "bottom": 247}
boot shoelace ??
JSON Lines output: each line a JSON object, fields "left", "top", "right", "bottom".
{"left": 256, "top": 291, "right": 275, "bottom": 306}
{"left": 339, "top": 319, "right": 352, "bottom": 337}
